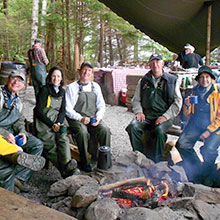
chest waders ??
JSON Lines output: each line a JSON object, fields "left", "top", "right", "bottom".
{"left": 67, "top": 85, "right": 110, "bottom": 169}
{"left": 0, "top": 93, "right": 43, "bottom": 187}
{"left": 30, "top": 56, "right": 47, "bottom": 98}
{"left": 126, "top": 79, "right": 173, "bottom": 162}
{"left": 35, "top": 95, "right": 72, "bottom": 173}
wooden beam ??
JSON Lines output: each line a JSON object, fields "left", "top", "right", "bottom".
{"left": 205, "top": 3, "right": 212, "bottom": 65}
{"left": 0, "top": 187, "right": 77, "bottom": 220}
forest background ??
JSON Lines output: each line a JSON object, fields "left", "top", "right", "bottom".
{"left": 0, "top": 0, "right": 219, "bottom": 81}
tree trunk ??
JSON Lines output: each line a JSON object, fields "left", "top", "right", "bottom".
{"left": 3, "top": 0, "right": 10, "bottom": 60}
{"left": 98, "top": 19, "right": 105, "bottom": 67}
{"left": 40, "top": 0, "right": 47, "bottom": 42}
{"left": 74, "top": 38, "right": 80, "bottom": 73}
{"left": 108, "top": 27, "right": 113, "bottom": 66}
{"left": 134, "top": 38, "right": 139, "bottom": 61}
{"left": 61, "top": 0, "right": 66, "bottom": 74}
{"left": 31, "top": 0, "right": 39, "bottom": 46}
{"left": 116, "top": 34, "right": 123, "bottom": 62}
{"left": 66, "top": 0, "right": 72, "bottom": 78}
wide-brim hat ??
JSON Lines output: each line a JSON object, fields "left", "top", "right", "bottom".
{"left": 149, "top": 54, "right": 163, "bottom": 62}
{"left": 80, "top": 62, "right": 93, "bottom": 70}
{"left": 9, "top": 70, "right": 26, "bottom": 81}
{"left": 195, "top": 65, "right": 215, "bottom": 81}
{"left": 184, "top": 44, "right": 195, "bottom": 53}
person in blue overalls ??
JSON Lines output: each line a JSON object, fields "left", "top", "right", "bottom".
{"left": 65, "top": 62, "right": 111, "bottom": 172}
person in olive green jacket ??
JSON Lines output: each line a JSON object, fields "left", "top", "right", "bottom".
{"left": 0, "top": 71, "right": 45, "bottom": 191}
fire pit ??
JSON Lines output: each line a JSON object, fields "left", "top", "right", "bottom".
{"left": 98, "top": 176, "right": 177, "bottom": 209}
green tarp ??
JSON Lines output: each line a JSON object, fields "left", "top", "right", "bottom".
{"left": 99, "top": 0, "right": 220, "bottom": 56}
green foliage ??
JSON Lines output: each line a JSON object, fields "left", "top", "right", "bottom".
{"left": 0, "top": 0, "right": 174, "bottom": 66}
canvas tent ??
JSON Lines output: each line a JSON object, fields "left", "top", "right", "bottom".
{"left": 98, "top": 0, "right": 220, "bottom": 57}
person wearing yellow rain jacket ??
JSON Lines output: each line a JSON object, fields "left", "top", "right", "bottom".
{"left": 0, "top": 135, "right": 45, "bottom": 191}
{"left": 176, "top": 65, "right": 220, "bottom": 186}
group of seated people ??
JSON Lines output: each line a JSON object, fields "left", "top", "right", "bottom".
{"left": 1, "top": 48, "right": 219, "bottom": 193}
{"left": 0, "top": 62, "right": 110, "bottom": 192}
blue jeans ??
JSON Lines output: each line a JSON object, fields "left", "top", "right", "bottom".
{"left": 176, "top": 121, "right": 220, "bottom": 183}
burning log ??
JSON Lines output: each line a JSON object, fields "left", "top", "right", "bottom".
{"left": 112, "top": 188, "right": 140, "bottom": 200}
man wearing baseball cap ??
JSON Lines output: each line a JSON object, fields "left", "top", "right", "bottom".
{"left": 65, "top": 62, "right": 110, "bottom": 172}
{"left": 176, "top": 65, "right": 220, "bottom": 186}
{"left": 182, "top": 43, "right": 203, "bottom": 69}
{"left": 126, "top": 54, "right": 182, "bottom": 162}
{"left": 0, "top": 70, "right": 45, "bottom": 191}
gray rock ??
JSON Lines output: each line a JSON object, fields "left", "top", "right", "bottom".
{"left": 48, "top": 175, "right": 98, "bottom": 197}
{"left": 183, "top": 183, "right": 220, "bottom": 204}
{"left": 120, "top": 207, "right": 160, "bottom": 220}
{"left": 193, "top": 200, "right": 220, "bottom": 220}
{"left": 157, "top": 206, "right": 197, "bottom": 220}
{"left": 134, "top": 151, "right": 155, "bottom": 168}
{"left": 71, "top": 184, "right": 99, "bottom": 208}
{"left": 85, "top": 198, "right": 121, "bottom": 220}
{"left": 68, "top": 175, "right": 99, "bottom": 196}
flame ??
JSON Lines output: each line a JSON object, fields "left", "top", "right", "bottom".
{"left": 158, "top": 181, "right": 169, "bottom": 201}
{"left": 146, "top": 178, "right": 155, "bottom": 196}
{"left": 124, "top": 186, "right": 143, "bottom": 196}
{"left": 103, "top": 178, "right": 172, "bottom": 208}
{"left": 161, "top": 181, "right": 169, "bottom": 197}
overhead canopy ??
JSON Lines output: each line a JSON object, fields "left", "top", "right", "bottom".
{"left": 98, "top": 0, "right": 220, "bottom": 56}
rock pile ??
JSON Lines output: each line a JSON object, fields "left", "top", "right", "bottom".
{"left": 45, "top": 151, "right": 220, "bottom": 220}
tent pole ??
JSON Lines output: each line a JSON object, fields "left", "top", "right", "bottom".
{"left": 206, "top": 3, "right": 212, "bottom": 65}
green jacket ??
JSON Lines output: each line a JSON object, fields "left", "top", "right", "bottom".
{"left": 0, "top": 87, "right": 28, "bottom": 138}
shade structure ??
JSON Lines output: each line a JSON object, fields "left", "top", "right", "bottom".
{"left": 98, "top": 0, "right": 220, "bottom": 56}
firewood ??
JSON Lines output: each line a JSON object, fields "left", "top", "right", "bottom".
{"left": 99, "top": 177, "right": 148, "bottom": 191}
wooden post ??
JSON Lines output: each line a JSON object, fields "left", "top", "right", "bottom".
{"left": 205, "top": 3, "right": 212, "bottom": 65}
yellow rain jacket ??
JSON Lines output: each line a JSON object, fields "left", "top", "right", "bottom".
{"left": 184, "top": 84, "right": 220, "bottom": 135}
{"left": 0, "top": 135, "right": 17, "bottom": 156}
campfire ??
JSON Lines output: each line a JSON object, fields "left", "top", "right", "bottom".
{"left": 99, "top": 176, "right": 175, "bottom": 209}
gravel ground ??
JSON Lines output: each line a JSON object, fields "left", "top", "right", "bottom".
{"left": 18, "top": 86, "right": 135, "bottom": 204}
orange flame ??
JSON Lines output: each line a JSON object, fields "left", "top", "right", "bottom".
{"left": 161, "top": 181, "right": 169, "bottom": 197}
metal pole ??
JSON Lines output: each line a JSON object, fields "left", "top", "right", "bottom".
{"left": 206, "top": 3, "right": 212, "bottom": 65}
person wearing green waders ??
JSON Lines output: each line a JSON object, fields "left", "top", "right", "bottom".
{"left": 28, "top": 38, "right": 49, "bottom": 99}
{"left": 65, "top": 62, "right": 110, "bottom": 172}
{"left": 126, "top": 54, "right": 182, "bottom": 162}
{"left": 34, "top": 66, "right": 79, "bottom": 178}
{"left": 0, "top": 71, "right": 44, "bottom": 191}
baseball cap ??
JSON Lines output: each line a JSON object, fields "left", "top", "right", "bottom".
{"left": 149, "top": 54, "right": 163, "bottom": 62}
{"left": 195, "top": 65, "right": 215, "bottom": 81}
{"left": 80, "top": 62, "right": 93, "bottom": 70}
{"left": 34, "top": 38, "right": 42, "bottom": 44}
{"left": 9, "top": 70, "right": 26, "bottom": 81}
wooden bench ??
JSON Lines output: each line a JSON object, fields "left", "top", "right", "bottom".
{"left": 0, "top": 187, "right": 77, "bottom": 220}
